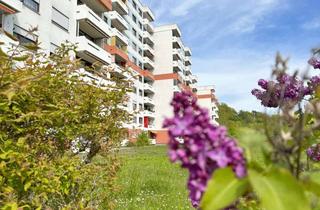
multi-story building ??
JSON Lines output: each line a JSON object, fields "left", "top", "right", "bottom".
{"left": 197, "top": 85, "right": 219, "bottom": 125}
{"left": 152, "top": 24, "right": 198, "bottom": 143}
{"left": 0, "top": 0, "right": 215, "bottom": 144}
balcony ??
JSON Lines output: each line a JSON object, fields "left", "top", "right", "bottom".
{"left": 172, "top": 49, "right": 182, "bottom": 61}
{"left": 143, "top": 56, "right": 154, "bottom": 70}
{"left": 80, "top": 0, "right": 112, "bottom": 13}
{"left": 109, "top": 63, "right": 131, "bottom": 78}
{"left": 191, "top": 75, "right": 198, "bottom": 83}
{"left": 143, "top": 31, "right": 154, "bottom": 45}
{"left": 172, "top": 37, "right": 183, "bottom": 49}
{"left": 76, "top": 36, "right": 112, "bottom": 65}
{"left": 0, "top": 0, "right": 22, "bottom": 13}
{"left": 143, "top": 110, "right": 155, "bottom": 118}
{"left": 108, "top": 11, "right": 128, "bottom": 31}
{"left": 184, "top": 47, "right": 192, "bottom": 56}
{"left": 185, "top": 66, "right": 191, "bottom": 73}
{"left": 142, "top": 18, "right": 154, "bottom": 33}
{"left": 142, "top": 6, "right": 155, "bottom": 22}
{"left": 144, "top": 96, "right": 154, "bottom": 105}
{"left": 185, "top": 56, "right": 192, "bottom": 66}
{"left": 0, "top": 30, "right": 18, "bottom": 49}
{"left": 111, "top": 0, "right": 128, "bottom": 15}
{"left": 143, "top": 44, "right": 154, "bottom": 57}
{"left": 173, "top": 60, "right": 184, "bottom": 72}
{"left": 143, "top": 83, "right": 155, "bottom": 93}
{"left": 76, "top": 4, "right": 113, "bottom": 39}
{"left": 112, "top": 28, "right": 128, "bottom": 46}
{"left": 104, "top": 44, "right": 128, "bottom": 62}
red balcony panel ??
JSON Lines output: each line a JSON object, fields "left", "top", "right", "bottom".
{"left": 104, "top": 45, "right": 129, "bottom": 61}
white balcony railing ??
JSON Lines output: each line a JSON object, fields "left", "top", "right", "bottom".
{"left": 143, "top": 56, "right": 154, "bottom": 68}
{"left": 172, "top": 37, "right": 183, "bottom": 49}
{"left": 184, "top": 47, "right": 192, "bottom": 56}
{"left": 142, "top": 18, "right": 154, "bottom": 32}
{"left": 144, "top": 96, "right": 154, "bottom": 105}
{"left": 143, "top": 31, "right": 154, "bottom": 44}
{"left": 143, "top": 44, "right": 154, "bottom": 56}
{"left": 173, "top": 60, "right": 184, "bottom": 72}
{"left": 2, "top": 0, "right": 22, "bottom": 12}
{"left": 143, "top": 110, "right": 155, "bottom": 118}
{"left": 76, "top": 4, "right": 113, "bottom": 38}
{"left": 143, "top": 83, "right": 155, "bottom": 92}
{"left": 76, "top": 36, "right": 112, "bottom": 65}
{"left": 108, "top": 11, "right": 129, "bottom": 30}
{"left": 185, "top": 66, "right": 192, "bottom": 73}
{"left": 111, "top": 0, "right": 128, "bottom": 15}
{"left": 185, "top": 56, "right": 192, "bottom": 65}
{"left": 112, "top": 28, "right": 128, "bottom": 45}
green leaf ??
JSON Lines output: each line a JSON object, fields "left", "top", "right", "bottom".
{"left": 201, "top": 167, "right": 249, "bottom": 210}
{"left": 302, "top": 172, "right": 320, "bottom": 197}
{"left": 249, "top": 168, "right": 310, "bottom": 210}
{"left": 24, "top": 181, "right": 31, "bottom": 191}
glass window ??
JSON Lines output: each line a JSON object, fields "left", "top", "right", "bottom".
{"left": 21, "top": 0, "right": 39, "bottom": 13}
{"left": 132, "top": 14, "right": 137, "bottom": 23}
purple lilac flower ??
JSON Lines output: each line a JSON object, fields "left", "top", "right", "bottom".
{"left": 163, "top": 91, "right": 246, "bottom": 208}
{"left": 307, "top": 144, "right": 320, "bottom": 162}
{"left": 252, "top": 73, "right": 310, "bottom": 108}
{"left": 308, "top": 57, "right": 320, "bottom": 69}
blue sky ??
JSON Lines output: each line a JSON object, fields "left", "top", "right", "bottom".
{"left": 146, "top": 0, "right": 320, "bottom": 111}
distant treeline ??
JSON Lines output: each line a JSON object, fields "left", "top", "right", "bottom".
{"left": 217, "top": 103, "right": 278, "bottom": 136}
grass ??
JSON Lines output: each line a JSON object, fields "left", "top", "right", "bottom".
{"left": 115, "top": 146, "right": 193, "bottom": 210}
{"left": 114, "top": 128, "right": 266, "bottom": 210}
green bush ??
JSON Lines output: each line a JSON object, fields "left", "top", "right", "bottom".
{"left": 136, "top": 131, "right": 151, "bottom": 147}
{"left": 0, "top": 41, "right": 130, "bottom": 209}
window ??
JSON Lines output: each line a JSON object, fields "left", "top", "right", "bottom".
{"left": 132, "top": 1, "right": 137, "bottom": 9}
{"left": 132, "top": 14, "right": 137, "bottom": 23}
{"left": 139, "top": 35, "right": 142, "bottom": 42}
{"left": 132, "top": 42, "right": 137, "bottom": 51}
{"left": 139, "top": 62, "right": 142, "bottom": 69}
{"left": 139, "top": 117, "right": 143, "bottom": 125}
{"left": 139, "top": 76, "right": 143, "bottom": 82}
{"left": 132, "top": 28, "right": 137, "bottom": 37}
{"left": 139, "top": 89, "right": 143, "bottom": 96}
{"left": 52, "top": 7, "right": 69, "bottom": 31}
{"left": 132, "top": 56, "right": 137, "bottom": 65}
{"left": 138, "top": 48, "right": 142, "bottom": 55}
{"left": 139, "top": 9, "right": 142, "bottom": 17}
{"left": 139, "top": 104, "right": 143, "bottom": 110}
{"left": 21, "top": 0, "right": 39, "bottom": 13}
{"left": 133, "top": 103, "right": 137, "bottom": 110}
{"left": 139, "top": 22, "right": 143, "bottom": 30}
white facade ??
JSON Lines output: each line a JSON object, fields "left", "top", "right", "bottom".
{"left": 0, "top": 0, "right": 215, "bottom": 143}
{"left": 153, "top": 24, "right": 198, "bottom": 131}
{"left": 197, "top": 85, "right": 219, "bottom": 125}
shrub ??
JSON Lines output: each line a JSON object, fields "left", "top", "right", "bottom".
{"left": 0, "top": 41, "right": 130, "bottom": 208}
{"left": 136, "top": 131, "right": 151, "bottom": 147}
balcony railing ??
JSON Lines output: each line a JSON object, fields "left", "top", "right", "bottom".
{"left": 1, "top": 0, "right": 22, "bottom": 13}
{"left": 76, "top": 4, "right": 113, "bottom": 38}
{"left": 21, "top": 0, "right": 39, "bottom": 12}
{"left": 144, "top": 96, "right": 154, "bottom": 105}
{"left": 173, "top": 60, "right": 184, "bottom": 72}
{"left": 143, "top": 83, "right": 154, "bottom": 92}
{"left": 112, "top": 28, "right": 128, "bottom": 45}
{"left": 111, "top": 0, "right": 128, "bottom": 15}
{"left": 76, "top": 36, "right": 112, "bottom": 65}
{"left": 108, "top": 11, "right": 129, "bottom": 30}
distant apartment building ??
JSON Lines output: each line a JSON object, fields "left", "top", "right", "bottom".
{"left": 0, "top": 0, "right": 215, "bottom": 144}
{"left": 152, "top": 24, "right": 198, "bottom": 143}
{"left": 197, "top": 85, "right": 219, "bottom": 125}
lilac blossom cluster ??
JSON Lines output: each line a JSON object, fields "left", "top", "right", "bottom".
{"left": 163, "top": 91, "right": 246, "bottom": 208}
{"left": 251, "top": 74, "right": 310, "bottom": 108}
{"left": 307, "top": 144, "right": 320, "bottom": 162}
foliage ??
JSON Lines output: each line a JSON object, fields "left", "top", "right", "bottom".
{"left": 135, "top": 131, "right": 151, "bottom": 147}
{"left": 167, "top": 51, "right": 320, "bottom": 210}
{"left": 0, "top": 41, "right": 130, "bottom": 208}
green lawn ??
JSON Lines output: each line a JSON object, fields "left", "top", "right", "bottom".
{"left": 115, "top": 146, "right": 193, "bottom": 210}
{"left": 114, "top": 128, "right": 266, "bottom": 210}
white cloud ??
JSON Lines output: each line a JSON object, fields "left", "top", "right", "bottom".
{"left": 169, "top": 0, "right": 206, "bottom": 17}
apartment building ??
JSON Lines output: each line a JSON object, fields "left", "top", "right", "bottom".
{"left": 152, "top": 24, "right": 198, "bottom": 143}
{"left": 0, "top": 0, "right": 213, "bottom": 144}
{"left": 197, "top": 85, "right": 219, "bottom": 125}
